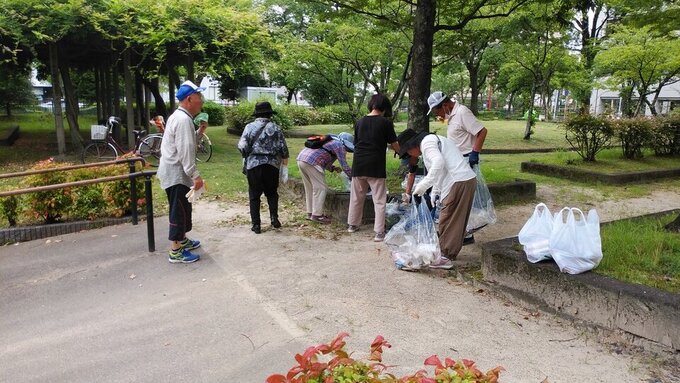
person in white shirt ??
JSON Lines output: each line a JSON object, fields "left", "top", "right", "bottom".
{"left": 157, "top": 80, "right": 205, "bottom": 264}
{"left": 397, "top": 128, "right": 477, "bottom": 268}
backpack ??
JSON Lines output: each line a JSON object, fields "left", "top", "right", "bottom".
{"left": 304, "top": 134, "right": 333, "bottom": 149}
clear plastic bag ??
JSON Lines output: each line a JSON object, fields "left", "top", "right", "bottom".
{"left": 339, "top": 172, "right": 351, "bottom": 191}
{"left": 385, "top": 197, "right": 441, "bottom": 270}
{"left": 549, "top": 208, "right": 602, "bottom": 274}
{"left": 279, "top": 165, "right": 288, "bottom": 184}
{"left": 466, "top": 164, "right": 497, "bottom": 233}
{"left": 518, "top": 203, "right": 554, "bottom": 263}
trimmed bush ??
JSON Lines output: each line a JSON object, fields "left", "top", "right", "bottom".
{"left": 319, "top": 104, "right": 357, "bottom": 124}
{"left": 0, "top": 196, "right": 19, "bottom": 227}
{"left": 613, "top": 117, "right": 653, "bottom": 159}
{"left": 224, "top": 102, "right": 255, "bottom": 132}
{"left": 650, "top": 114, "right": 680, "bottom": 156}
{"left": 563, "top": 114, "right": 614, "bottom": 162}
{"left": 14, "top": 157, "right": 147, "bottom": 225}
{"left": 201, "top": 101, "right": 225, "bottom": 126}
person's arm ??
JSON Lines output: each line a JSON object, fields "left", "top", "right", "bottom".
{"left": 176, "top": 119, "right": 199, "bottom": 181}
{"left": 237, "top": 125, "right": 250, "bottom": 154}
{"left": 473, "top": 127, "right": 487, "bottom": 153}
{"left": 334, "top": 146, "right": 352, "bottom": 176}
{"left": 413, "top": 139, "right": 444, "bottom": 196}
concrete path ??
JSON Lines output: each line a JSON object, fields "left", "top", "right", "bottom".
{"left": 1, "top": 197, "right": 677, "bottom": 383}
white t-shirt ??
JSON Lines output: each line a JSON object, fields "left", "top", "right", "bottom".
{"left": 416, "top": 135, "right": 476, "bottom": 201}
{"left": 446, "top": 102, "right": 484, "bottom": 155}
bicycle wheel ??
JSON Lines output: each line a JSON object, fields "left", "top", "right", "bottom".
{"left": 82, "top": 142, "right": 118, "bottom": 164}
{"left": 196, "top": 133, "right": 213, "bottom": 162}
{"left": 138, "top": 134, "right": 163, "bottom": 167}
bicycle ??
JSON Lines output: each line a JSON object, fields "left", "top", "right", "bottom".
{"left": 153, "top": 114, "right": 213, "bottom": 163}
{"left": 82, "top": 116, "right": 163, "bottom": 166}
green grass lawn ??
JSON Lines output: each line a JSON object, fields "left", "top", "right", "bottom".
{"left": 526, "top": 148, "right": 680, "bottom": 173}
{"left": 599, "top": 213, "right": 680, "bottom": 293}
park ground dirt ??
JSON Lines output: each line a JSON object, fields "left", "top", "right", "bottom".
{"left": 189, "top": 183, "right": 680, "bottom": 382}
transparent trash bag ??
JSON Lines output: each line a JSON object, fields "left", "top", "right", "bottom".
{"left": 518, "top": 203, "right": 554, "bottom": 263}
{"left": 466, "top": 164, "right": 496, "bottom": 233}
{"left": 385, "top": 196, "right": 441, "bottom": 270}
{"left": 549, "top": 207, "right": 602, "bottom": 274}
{"left": 339, "top": 172, "right": 351, "bottom": 191}
{"left": 279, "top": 165, "right": 289, "bottom": 184}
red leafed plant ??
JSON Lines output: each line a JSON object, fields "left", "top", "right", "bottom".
{"left": 266, "top": 333, "right": 503, "bottom": 383}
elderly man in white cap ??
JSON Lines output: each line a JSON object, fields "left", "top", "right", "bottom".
{"left": 427, "top": 91, "right": 488, "bottom": 244}
{"left": 157, "top": 80, "right": 205, "bottom": 263}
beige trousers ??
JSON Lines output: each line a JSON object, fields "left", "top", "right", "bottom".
{"left": 438, "top": 178, "right": 477, "bottom": 259}
{"left": 348, "top": 176, "right": 387, "bottom": 234}
{"left": 298, "top": 161, "right": 327, "bottom": 216}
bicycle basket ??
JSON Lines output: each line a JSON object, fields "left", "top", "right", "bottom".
{"left": 91, "top": 125, "right": 108, "bottom": 141}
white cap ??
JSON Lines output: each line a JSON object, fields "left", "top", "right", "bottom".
{"left": 427, "top": 91, "right": 448, "bottom": 115}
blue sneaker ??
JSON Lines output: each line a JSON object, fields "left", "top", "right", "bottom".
{"left": 180, "top": 238, "right": 201, "bottom": 250}
{"left": 168, "top": 248, "right": 200, "bottom": 264}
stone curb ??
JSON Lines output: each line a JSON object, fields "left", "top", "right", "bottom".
{"left": 0, "top": 217, "right": 133, "bottom": 244}
{"left": 481, "top": 235, "right": 680, "bottom": 351}
{"left": 521, "top": 161, "right": 680, "bottom": 184}
{"left": 0, "top": 125, "right": 20, "bottom": 146}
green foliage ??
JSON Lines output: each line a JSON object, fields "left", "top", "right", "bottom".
{"left": 0, "top": 196, "right": 19, "bottom": 226}
{"left": 201, "top": 101, "right": 225, "bottom": 126}
{"left": 650, "top": 114, "right": 680, "bottom": 156}
{"left": 612, "top": 117, "right": 654, "bottom": 159}
{"left": 266, "top": 333, "right": 503, "bottom": 383}
{"left": 0, "top": 67, "right": 36, "bottom": 116}
{"left": 599, "top": 214, "right": 680, "bottom": 293}
{"left": 21, "top": 159, "right": 71, "bottom": 223}
{"left": 16, "top": 157, "right": 147, "bottom": 224}
{"left": 318, "top": 104, "right": 355, "bottom": 124}
{"left": 225, "top": 102, "right": 355, "bottom": 132}
{"left": 563, "top": 114, "right": 614, "bottom": 162}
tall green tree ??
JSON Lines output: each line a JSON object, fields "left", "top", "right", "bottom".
{"left": 0, "top": 66, "right": 35, "bottom": 116}
{"left": 594, "top": 25, "right": 680, "bottom": 116}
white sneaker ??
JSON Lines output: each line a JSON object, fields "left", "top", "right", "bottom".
{"left": 429, "top": 257, "right": 454, "bottom": 270}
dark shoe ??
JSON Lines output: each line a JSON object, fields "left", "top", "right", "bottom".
{"left": 463, "top": 234, "right": 475, "bottom": 246}
{"left": 271, "top": 218, "right": 282, "bottom": 228}
{"left": 251, "top": 224, "right": 261, "bottom": 234}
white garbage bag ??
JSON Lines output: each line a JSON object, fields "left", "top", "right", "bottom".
{"left": 466, "top": 164, "right": 496, "bottom": 233}
{"left": 518, "top": 203, "right": 554, "bottom": 263}
{"left": 549, "top": 208, "right": 602, "bottom": 274}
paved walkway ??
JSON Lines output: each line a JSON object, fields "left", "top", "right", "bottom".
{"left": 1, "top": 196, "right": 679, "bottom": 382}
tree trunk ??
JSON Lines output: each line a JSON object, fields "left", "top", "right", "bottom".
{"left": 168, "top": 65, "right": 179, "bottom": 112}
{"left": 143, "top": 78, "right": 168, "bottom": 118}
{"left": 468, "top": 64, "right": 480, "bottom": 116}
{"left": 112, "top": 63, "right": 120, "bottom": 117}
{"left": 123, "top": 50, "right": 135, "bottom": 149}
{"left": 95, "top": 63, "right": 102, "bottom": 123}
{"left": 187, "top": 56, "right": 195, "bottom": 82}
{"left": 524, "top": 82, "right": 537, "bottom": 140}
{"left": 665, "top": 214, "right": 680, "bottom": 232}
{"left": 57, "top": 45, "right": 84, "bottom": 152}
{"left": 407, "top": 0, "right": 436, "bottom": 133}
{"left": 49, "top": 43, "right": 66, "bottom": 157}
{"left": 135, "top": 72, "right": 144, "bottom": 130}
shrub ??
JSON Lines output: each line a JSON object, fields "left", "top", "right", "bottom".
{"left": 319, "top": 104, "right": 358, "bottom": 124}
{"left": 224, "top": 102, "right": 255, "bottom": 132}
{"left": 15, "top": 157, "right": 147, "bottom": 224}
{"left": 21, "top": 158, "right": 71, "bottom": 223}
{"left": 0, "top": 196, "right": 19, "bottom": 226}
{"left": 279, "top": 104, "right": 315, "bottom": 126}
{"left": 266, "top": 332, "right": 503, "bottom": 383}
{"left": 650, "top": 114, "right": 680, "bottom": 156}
{"left": 612, "top": 117, "right": 653, "bottom": 159}
{"left": 201, "top": 101, "right": 226, "bottom": 126}
{"left": 563, "top": 114, "right": 614, "bottom": 162}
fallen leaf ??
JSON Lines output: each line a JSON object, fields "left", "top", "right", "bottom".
{"left": 541, "top": 378, "right": 550, "bottom": 383}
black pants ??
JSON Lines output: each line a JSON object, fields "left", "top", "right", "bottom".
{"left": 246, "top": 164, "right": 279, "bottom": 225}
{"left": 165, "top": 184, "right": 192, "bottom": 241}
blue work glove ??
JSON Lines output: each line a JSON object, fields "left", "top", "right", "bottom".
{"left": 468, "top": 150, "right": 479, "bottom": 167}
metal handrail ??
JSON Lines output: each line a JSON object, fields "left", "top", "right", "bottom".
{"left": 0, "top": 158, "right": 146, "bottom": 180}
{"left": 0, "top": 158, "right": 158, "bottom": 252}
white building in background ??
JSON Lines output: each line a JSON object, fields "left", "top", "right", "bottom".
{"left": 590, "top": 81, "right": 680, "bottom": 116}
{"left": 30, "top": 69, "right": 51, "bottom": 102}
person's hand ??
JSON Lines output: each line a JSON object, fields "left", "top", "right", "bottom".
{"left": 430, "top": 190, "right": 440, "bottom": 207}
{"left": 401, "top": 192, "right": 411, "bottom": 204}
{"left": 334, "top": 166, "right": 342, "bottom": 173}
{"left": 413, "top": 182, "right": 428, "bottom": 197}
{"left": 193, "top": 176, "right": 204, "bottom": 191}
{"left": 468, "top": 150, "right": 479, "bottom": 167}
